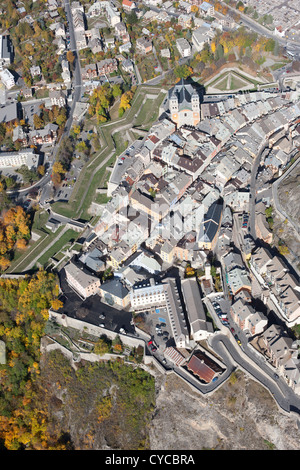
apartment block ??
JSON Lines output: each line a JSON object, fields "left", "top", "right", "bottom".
{"left": 176, "top": 38, "right": 191, "bottom": 58}
{"left": 130, "top": 278, "right": 166, "bottom": 310}
{"left": 64, "top": 261, "right": 101, "bottom": 299}
{"left": 181, "top": 278, "right": 213, "bottom": 341}
{"left": 0, "top": 149, "right": 39, "bottom": 170}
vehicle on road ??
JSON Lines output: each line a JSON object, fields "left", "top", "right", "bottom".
{"left": 234, "top": 334, "right": 241, "bottom": 346}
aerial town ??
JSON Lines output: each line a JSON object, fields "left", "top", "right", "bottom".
{"left": 0, "top": 0, "right": 300, "bottom": 451}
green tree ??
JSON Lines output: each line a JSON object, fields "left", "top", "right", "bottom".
{"left": 75, "top": 141, "right": 88, "bottom": 153}
{"left": 112, "top": 83, "right": 122, "bottom": 98}
{"left": 264, "top": 38, "right": 275, "bottom": 52}
{"left": 174, "top": 64, "right": 193, "bottom": 79}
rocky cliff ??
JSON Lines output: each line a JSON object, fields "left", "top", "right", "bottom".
{"left": 273, "top": 163, "right": 300, "bottom": 271}
{"left": 148, "top": 368, "right": 300, "bottom": 451}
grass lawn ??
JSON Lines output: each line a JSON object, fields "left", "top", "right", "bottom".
{"left": 212, "top": 76, "right": 228, "bottom": 91}
{"left": 230, "top": 75, "right": 249, "bottom": 90}
{"left": 37, "top": 229, "right": 79, "bottom": 266}
{"left": 7, "top": 226, "right": 65, "bottom": 273}
{"left": 206, "top": 69, "right": 260, "bottom": 91}
{"left": 95, "top": 193, "right": 111, "bottom": 204}
{"left": 134, "top": 93, "right": 166, "bottom": 130}
{"left": 51, "top": 86, "right": 164, "bottom": 221}
{"left": 32, "top": 209, "right": 50, "bottom": 232}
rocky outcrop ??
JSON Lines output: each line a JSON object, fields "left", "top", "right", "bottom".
{"left": 149, "top": 370, "right": 300, "bottom": 450}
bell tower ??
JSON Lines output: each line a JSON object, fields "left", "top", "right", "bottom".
{"left": 170, "top": 92, "right": 179, "bottom": 124}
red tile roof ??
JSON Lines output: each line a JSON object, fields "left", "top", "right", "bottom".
{"left": 187, "top": 352, "right": 222, "bottom": 383}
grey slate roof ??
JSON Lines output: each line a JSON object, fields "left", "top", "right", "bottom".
{"left": 100, "top": 278, "right": 129, "bottom": 299}
{"left": 79, "top": 247, "right": 104, "bottom": 272}
{"left": 168, "top": 78, "right": 199, "bottom": 112}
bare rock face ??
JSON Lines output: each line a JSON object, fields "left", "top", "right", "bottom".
{"left": 149, "top": 370, "right": 300, "bottom": 451}
{"left": 273, "top": 164, "right": 300, "bottom": 270}
{"left": 277, "top": 164, "right": 300, "bottom": 229}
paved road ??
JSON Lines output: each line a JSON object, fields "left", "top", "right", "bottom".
{"left": 7, "top": 1, "right": 82, "bottom": 204}
{"left": 63, "top": 0, "right": 83, "bottom": 139}
{"left": 223, "top": 3, "right": 299, "bottom": 48}
{"left": 210, "top": 333, "right": 299, "bottom": 414}
{"left": 164, "top": 327, "right": 300, "bottom": 417}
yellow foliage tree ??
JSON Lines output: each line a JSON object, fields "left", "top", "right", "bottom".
{"left": 52, "top": 161, "right": 66, "bottom": 175}
{"left": 51, "top": 299, "right": 63, "bottom": 311}
{"left": 0, "top": 256, "right": 10, "bottom": 271}
{"left": 119, "top": 90, "right": 134, "bottom": 111}
{"left": 97, "top": 396, "right": 113, "bottom": 423}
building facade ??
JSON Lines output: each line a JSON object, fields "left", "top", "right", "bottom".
{"left": 168, "top": 79, "right": 201, "bottom": 127}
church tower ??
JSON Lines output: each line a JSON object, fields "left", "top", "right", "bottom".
{"left": 170, "top": 92, "right": 179, "bottom": 124}
{"left": 191, "top": 92, "right": 200, "bottom": 126}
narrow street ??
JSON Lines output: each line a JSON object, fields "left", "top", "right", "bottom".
{"left": 63, "top": 0, "right": 83, "bottom": 139}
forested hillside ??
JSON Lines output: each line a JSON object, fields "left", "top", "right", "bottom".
{"left": 0, "top": 271, "right": 63, "bottom": 450}
{"left": 0, "top": 270, "right": 155, "bottom": 450}
{"left": 38, "top": 349, "right": 155, "bottom": 450}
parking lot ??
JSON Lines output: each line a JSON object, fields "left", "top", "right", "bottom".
{"left": 53, "top": 159, "right": 83, "bottom": 202}
{"left": 57, "top": 268, "right": 135, "bottom": 336}
{"left": 205, "top": 294, "right": 243, "bottom": 347}
{"left": 134, "top": 305, "right": 175, "bottom": 361}
{"left": 210, "top": 295, "right": 230, "bottom": 327}
{"left": 54, "top": 179, "right": 74, "bottom": 202}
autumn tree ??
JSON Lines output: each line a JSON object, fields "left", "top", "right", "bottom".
{"left": 0, "top": 271, "right": 64, "bottom": 449}
{"left": 112, "top": 83, "right": 122, "bottom": 99}
{"left": 52, "top": 161, "right": 66, "bottom": 175}
{"left": 94, "top": 337, "right": 111, "bottom": 355}
{"left": 66, "top": 50, "right": 75, "bottom": 64}
{"left": 51, "top": 298, "right": 63, "bottom": 311}
{"left": 0, "top": 205, "right": 31, "bottom": 270}
{"left": 71, "top": 124, "right": 81, "bottom": 136}
{"left": 0, "top": 255, "right": 10, "bottom": 270}
{"left": 175, "top": 64, "right": 192, "bottom": 79}
{"left": 118, "top": 90, "right": 134, "bottom": 116}
{"left": 15, "top": 238, "right": 27, "bottom": 250}
{"left": 97, "top": 396, "right": 112, "bottom": 423}
{"left": 75, "top": 141, "right": 88, "bottom": 154}
{"left": 37, "top": 165, "right": 45, "bottom": 176}
{"left": 52, "top": 172, "right": 61, "bottom": 186}
{"left": 33, "top": 114, "right": 43, "bottom": 130}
